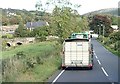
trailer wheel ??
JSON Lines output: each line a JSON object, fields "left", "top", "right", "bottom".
{"left": 61, "top": 66, "right": 66, "bottom": 70}
{"left": 89, "top": 66, "right": 93, "bottom": 70}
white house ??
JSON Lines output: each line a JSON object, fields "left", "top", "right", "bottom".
{"left": 111, "top": 25, "right": 118, "bottom": 32}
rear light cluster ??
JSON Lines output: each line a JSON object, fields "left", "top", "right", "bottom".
{"left": 88, "top": 64, "right": 93, "bottom": 67}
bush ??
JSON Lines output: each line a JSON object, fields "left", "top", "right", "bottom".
{"left": 98, "top": 35, "right": 103, "bottom": 42}
{"left": 35, "top": 36, "right": 46, "bottom": 42}
{"left": 103, "top": 37, "right": 110, "bottom": 46}
{"left": 2, "top": 35, "right": 7, "bottom": 38}
{"left": 2, "top": 40, "right": 7, "bottom": 51}
{"left": 6, "top": 34, "right": 14, "bottom": 39}
{"left": 109, "top": 31, "right": 120, "bottom": 43}
{"left": 2, "top": 34, "right": 14, "bottom": 39}
{"left": 115, "top": 41, "right": 120, "bottom": 52}
{"left": 16, "top": 51, "right": 26, "bottom": 59}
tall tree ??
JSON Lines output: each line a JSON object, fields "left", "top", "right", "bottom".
{"left": 89, "top": 14, "right": 113, "bottom": 37}
{"left": 35, "top": 0, "right": 89, "bottom": 40}
{"left": 14, "top": 22, "right": 27, "bottom": 37}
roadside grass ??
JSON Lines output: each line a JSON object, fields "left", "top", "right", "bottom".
{"left": 97, "top": 39, "right": 120, "bottom": 57}
{"left": 2, "top": 41, "right": 55, "bottom": 59}
{"left": 33, "top": 54, "right": 61, "bottom": 82}
{"left": 16, "top": 53, "right": 61, "bottom": 82}
{"left": 2, "top": 41, "right": 62, "bottom": 82}
{"left": 103, "top": 45, "right": 120, "bottom": 57}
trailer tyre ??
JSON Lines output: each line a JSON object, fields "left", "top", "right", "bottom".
{"left": 61, "top": 66, "right": 66, "bottom": 70}
{"left": 89, "top": 66, "right": 93, "bottom": 70}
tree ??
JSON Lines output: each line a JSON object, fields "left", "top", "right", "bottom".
{"left": 9, "top": 16, "right": 19, "bottom": 25}
{"left": 111, "top": 16, "right": 118, "bottom": 25}
{"left": 2, "top": 16, "right": 9, "bottom": 26}
{"left": 89, "top": 14, "right": 113, "bottom": 37}
{"left": 35, "top": 0, "right": 89, "bottom": 40}
{"left": 14, "top": 22, "right": 27, "bottom": 37}
{"left": 118, "top": 17, "right": 120, "bottom": 30}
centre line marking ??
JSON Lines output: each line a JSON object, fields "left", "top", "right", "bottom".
{"left": 95, "top": 55, "right": 98, "bottom": 59}
{"left": 94, "top": 53, "right": 96, "bottom": 56}
{"left": 97, "top": 60, "right": 101, "bottom": 65}
{"left": 52, "top": 69, "right": 65, "bottom": 84}
{"left": 101, "top": 67, "right": 109, "bottom": 77}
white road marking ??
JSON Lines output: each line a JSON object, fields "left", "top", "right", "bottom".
{"left": 101, "top": 67, "right": 109, "bottom": 77}
{"left": 52, "top": 69, "right": 65, "bottom": 84}
{"left": 95, "top": 55, "right": 98, "bottom": 59}
{"left": 97, "top": 60, "right": 101, "bottom": 65}
{"left": 94, "top": 53, "right": 96, "bottom": 56}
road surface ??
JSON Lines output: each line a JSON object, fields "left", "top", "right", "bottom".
{"left": 48, "top": 38, "right": 119, "bottom": 84}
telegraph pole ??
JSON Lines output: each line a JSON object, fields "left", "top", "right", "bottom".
{"left": 102, "top": 25, "right": 105, "bottom": 43}
{"left": 99, "top": 26, "right": 101, "bottom": 36}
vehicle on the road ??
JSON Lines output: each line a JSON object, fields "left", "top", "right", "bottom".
{"left": 70, "top": 32, "right": 89, "bottom": 39}
{"left": 62, "top": 33, "right": 93, "bottom": 69}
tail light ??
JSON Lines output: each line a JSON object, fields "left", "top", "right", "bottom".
{"left": 88, "top": 64, "right": 92, "bottom": 67}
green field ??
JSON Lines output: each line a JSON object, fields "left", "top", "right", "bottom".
{"left": 2, "top": 41, "right": 62, "bottom": 82}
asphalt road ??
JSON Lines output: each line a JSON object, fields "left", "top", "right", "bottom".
{"left": 48, "top": 38, "right": 119, "bottom": 84}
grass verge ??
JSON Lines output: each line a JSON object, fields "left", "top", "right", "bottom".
{"left": 2, "top": 41, "right": 62, "bottom": 82}
{"left": 97, "top": 39, "right": 120, "bottom": 57}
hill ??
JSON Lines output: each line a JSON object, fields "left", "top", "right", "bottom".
{"left": 1, "top": 8, "right": 46, "bottom": 26}
{"left": 84, "top": 8, "right": 118, "bottom": 16}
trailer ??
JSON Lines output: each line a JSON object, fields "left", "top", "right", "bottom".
{"left": 62, "top": 33, "right": 93, "bottom": 69}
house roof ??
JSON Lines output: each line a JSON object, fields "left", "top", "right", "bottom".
{"left": 26, "top": 21, "right": 48, "bottom": 28}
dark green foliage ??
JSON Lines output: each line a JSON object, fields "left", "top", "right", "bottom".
{"left": 99, "top": 31, "right": 120, "bottom": 56}
{"left": 50, "top": 6, "right": 88, "bottom": 40}
{"left": 109, "top": 31, "right": 120, "bottom": 43}
{"left": 36, "top": 56, "right": 43, "bottom": 64}
{"left": 29, "top": 26, "right": 49, "bottom": 42}
{"left": 16, "top": 51, "right": 26, "bottom": 59}
{"left": 2, "top": 16, "right": 9, "bottom": 26}
{"left": 111, "top": 16, "right": 118, "bottom": 25}
{"left": 14, "top": 22, "right": 28, "bottom": 37}
{"left": 109, "top": 31, "right": 120, "bottom": 52}
{"left": 89, "top": 14, "right": 113, "bottom": 37}
{"left": 2, "top": 35, "right": 7, "bottom": 38}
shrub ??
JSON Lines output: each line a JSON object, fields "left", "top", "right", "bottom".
{"left": 103, "top": 37, "right": 110, "bottom": 46}
{"left": 35, "top": 36, "right": 46, "bottom": 42}
{"left": 109, "top": 31, "right": 120, "bottom": 43}
{"left": 2, "top": 34, "right": 14, "bottom": 39}
{"left": 2, "top": 40, "right": 7, "bottom": 51}
{"left": 98, "top": 35, "right": 103, "bottom": 42}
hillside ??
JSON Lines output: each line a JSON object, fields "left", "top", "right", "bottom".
{"left": 1, "top": 8, "right": 46, "bottom": 26}
{"left": 84, "top": 8, "right": 118, "bottom": 16}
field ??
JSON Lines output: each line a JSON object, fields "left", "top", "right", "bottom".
{"left": 2, "top": 41, "right": 62, "bottom": 82}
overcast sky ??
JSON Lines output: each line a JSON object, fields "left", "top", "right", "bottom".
{"left": 0, "top": 0, "right": 119, "bottom": 15}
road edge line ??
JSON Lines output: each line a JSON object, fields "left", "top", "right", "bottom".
{"left": 52, "top": 69, "right": 65, "bottom": 84}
